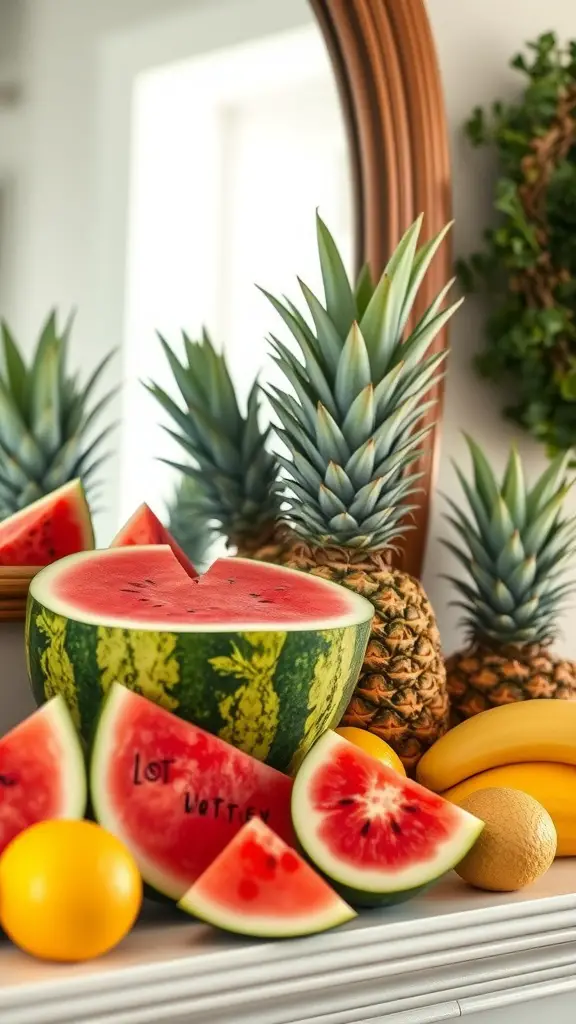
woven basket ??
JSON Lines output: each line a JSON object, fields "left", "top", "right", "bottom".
{"left": 0, "top": 567, "right": 42, "bottom": 622}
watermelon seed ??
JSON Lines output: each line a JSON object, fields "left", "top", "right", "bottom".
{"left": 360, "top": 820, "right": 371, "bottom": 837}
{"left": 338, "top": 797, "right": 356, "bottom": 806}
{"left": 401, "top": 805, "right": 419, "bottom": 814}
{"left": 144, "top": 578, "right": 155, "bottom": 585}
{"left": 266, "top": 855, "right": 277, "bottom": 870}
{"left": 152, "top": 603, "right": 164, "bottom": 608}
{"left": 120, "top": 587, "right": 139, "bottom": 593}
{"left": 275, "top": 587, "right": 287, "bottom": 591}
{"left": 390, "top": 818, "right": 402, "bottom": 835}
{"left": 249, "top": 593, "right": 260, "bottom": 598}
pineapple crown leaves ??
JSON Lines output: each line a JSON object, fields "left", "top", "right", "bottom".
{"left": 260, "top": 211, "right": 461, "bottom": 550}
{"left": 441, "top": 434, "right": 576, "bottom": 646}
{"left": 146, "top": 328, "right": 282, "bottom": 545}
{"left": 0, "top": 310, "right": 117, "bottom": 516}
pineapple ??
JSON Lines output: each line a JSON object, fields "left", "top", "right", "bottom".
{"left": 257, "top": 213, "right": 462, "bottom": 772}
{"left": 147, "top": 329, "right": 283, "bottom": 558}
{"left": 443, "top": 437, "right": 576, "bottom": 719}
{"left": 0, "top": 310, "right": 115, "bottom": 517}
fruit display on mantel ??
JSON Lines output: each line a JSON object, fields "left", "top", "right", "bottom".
{"left": 291, "top": 731, "right": 483, "bottom": 907}
{"left": 0, "top": 697, "right": 86, "bottom": 856}
{"left": 416, "top": 699, "right": 576, "bottom": 793}
{"left": 0, "top": 819, "right": 142, "bottom": 961}
{"left": 0, "top": 479, "right": 93, "bottom": 566}
{"left": 89, "top": 684, "right": 295, "bottom": 901}
{"left": 178, "top": 818, "right": 356, "bottom": 939}
{"left": 26, "top": 545, "right": 372, "bottom": 772}
{"left": 241, "top": 213, "right": 463, "bottom": 773}
{"left": 443, "top": 763, "right": 576, "bottom": 856}
{"left": 0, "top": 311, "right": 115, "bottom": 518}
{"left": 441, "top": 438, "right": 576, "bottom": 720}
{"left": 110, "top": 501, "right": 198, "bottom": 577}
{"left": 146, "top": 328, "right": 285, "bottom": 561}
{"left": 453, "top": 788, "right": 557, "bottom": 892}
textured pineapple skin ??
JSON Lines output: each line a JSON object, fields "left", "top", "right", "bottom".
{"left": 253, "top": 540, "right": 449, "bottom": 774}
{"left": 446, "top": 643, "right": 576, "bottom": 722}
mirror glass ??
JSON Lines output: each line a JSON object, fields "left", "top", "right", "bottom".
{"left": 0, "top": 0, "right": 354, "bottom": 547}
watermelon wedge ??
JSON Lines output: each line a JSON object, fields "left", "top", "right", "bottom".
{"left": 0, "top": 697, "right": 86, "bottom": 856}
{"left": 178, "top": 818, "right": 355, "bottom": 938}
{"left": 292, "top": 731, "right": 484, "bottom": 907}
{"left": 90, "top": 683, "right": 295, "bottom": 900}
{"left": 0, "top": 480, "right": 93, "bottom": 567}
{"left": 111, "top": 502, "right": 197, "bottom": 578}
{"left": 27, "top": 547, "right": 372, "bottom": 771}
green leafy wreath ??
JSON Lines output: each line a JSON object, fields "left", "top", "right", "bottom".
{"left": 457, "top": 32, "right": 576, "bottom": 456}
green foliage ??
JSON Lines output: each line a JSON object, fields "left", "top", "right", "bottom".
{"left": 458, "top": 32, "right": 576, "bottom": 456}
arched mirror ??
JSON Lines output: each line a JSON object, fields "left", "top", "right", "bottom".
{"left": 0, "top": 0, "right": 449, "bottom": 630}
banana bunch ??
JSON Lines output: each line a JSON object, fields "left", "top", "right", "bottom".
{"left": 416, "top": 701, "right": 576, "bottom": 856}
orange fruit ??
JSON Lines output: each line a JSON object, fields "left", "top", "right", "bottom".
{"left": 0, "top": 819, "right": 142, "bottom": 961}
{"left": 335, "top": 727, "right": 406, "bottom": 775}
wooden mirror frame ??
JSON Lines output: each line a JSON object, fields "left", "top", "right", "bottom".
{"left": 311, "top": 0, "right": 451, "bottom": 579}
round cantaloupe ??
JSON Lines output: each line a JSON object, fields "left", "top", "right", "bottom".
{"left": 454, "top": 788, "right": 557, "bottom": 892}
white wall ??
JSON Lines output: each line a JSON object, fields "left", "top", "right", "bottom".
{"left": 423, "top": 0, "right": 576, "bottom": 658}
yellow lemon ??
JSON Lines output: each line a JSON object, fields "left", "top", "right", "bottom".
{"left": 0, "top": 819, "right": 142, "bottom": 961}
{"left": 335, "top": 727, "right": 406, "bottom": 775}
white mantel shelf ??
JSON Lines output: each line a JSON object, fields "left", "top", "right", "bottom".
{"left": 1, "top": 861, "right": 575, "bottom": 1024}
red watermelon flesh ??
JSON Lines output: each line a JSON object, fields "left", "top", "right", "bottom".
{"left": 39, "top": 545, "right": 369, "bottom": 629}
{"left": 292, "top": 732, "right": 484, "bottom": 907}
{"left": 0, "top": 698, "right": 86, "bottom": 854}
{"left": 111, "top": 502, "right": 197, "bottom": 578}
{"left": 90, "top": 683, "right": 295, "bottom": 900}
{"left": 0, "top": 480, "right": 94, "bottom": 566}
{"left": 178, "top": 819, "right": 355, "bottom": 938}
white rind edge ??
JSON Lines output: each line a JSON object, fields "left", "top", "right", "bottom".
{"left": 89, "top": 683, "right": 187, "bottom": 900}
{"left": 178, "top": 887, "right": 356, "bottom": 939}
{"left": 25, "top": 697, "right": 87, "bottom": 818}
{"left": 29, "top": 548, "right": 375, "bottom": 633}
{"left": 292, "top": 731, "right": 484, "bottom": 895}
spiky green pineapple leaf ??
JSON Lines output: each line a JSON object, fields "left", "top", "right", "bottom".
{"left": 442, "top": 436, "right": 576, "bottom": 646}
{"left": 260, "top": 213, "right": 457, "bottom": 551}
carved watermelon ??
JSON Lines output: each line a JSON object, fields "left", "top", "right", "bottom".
{"left": 0, "top": 697, "right": 86, "bottom": 855}
{"left": 90, "top": 684, "right": 294, "bottom": 900}
{"left": 0, "top": 480, "right": 93, "bottom": 566}
{"left": 111, "top": 502, "right": 197, "bottom": 578}
{"left": 26, "top": 546, "right": 373, "bottom": 772}
{"left": 292, "top": 731, "right": 484, "bottom": 907}
{"left": 178, "top": 818, "right": 355, "bottom": 938}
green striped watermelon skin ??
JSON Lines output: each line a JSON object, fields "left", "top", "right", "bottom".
{"left": 26, "top": 596, "right": 371, "bottom": 773}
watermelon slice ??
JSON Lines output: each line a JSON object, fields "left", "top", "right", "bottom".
{"left": 0, "top": 697, "right": 86, "bottom": 855}
{"left": 0, "top": 479, "right": 93, "bottom": 567}
{"left": 292, "top": 731, "right": 484, "bottom": 907}
{"left": 90, "top": 683, "right": 295, "bottom": 900}
{"left": 28, "top": 547, "right": 372, "bottom": 772}
{"left": 178, "top": 818, "right": 356, "bottom": 938}
{"left": 111, "top": 503, "right": 197, "bottom": 578}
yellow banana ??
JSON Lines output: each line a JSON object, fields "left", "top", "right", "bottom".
{"left": 416, "top": 699, "right": 576, "bottom": 792}
{"left": 442, "top": 762, "right": 576, "bottom": 856}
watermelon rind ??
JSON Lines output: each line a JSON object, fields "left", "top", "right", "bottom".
{"left": 4, "top": 696, "right": 87, "bottom": 820}
{"left": 29, "top": 548, "right": 372, "bottom": 632}
{"left": 291, "top": 732, "right": 484, "bottom": 907}
{"left": 177, "top": 820, "right": 356, "bottom": 939}
{"left": 27, "top": 549, "right": 372, "bottom": 772}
